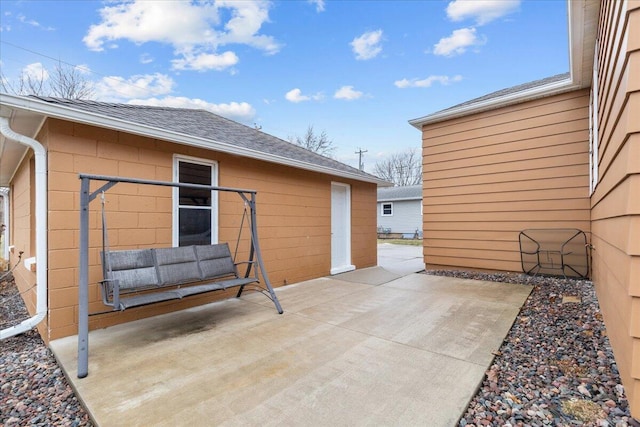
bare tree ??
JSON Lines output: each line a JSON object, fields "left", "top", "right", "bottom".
{"left": 1, "top": 66, "right": 47, "bottom": 96}
{"left": 289, "top": 125, "right": 335, "bottom": 157}
{"left": 1, "top": 61, "right": 94, "bottom": 99}
{"left": 373, "top": 148, "right": 422, "bottom": 186}
{"left": 49, "top": 63, "right": 95, "bottom": 99}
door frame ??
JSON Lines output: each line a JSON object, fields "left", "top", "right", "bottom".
{"left": 330, "top": 182, "right": 355, "bottom": 275}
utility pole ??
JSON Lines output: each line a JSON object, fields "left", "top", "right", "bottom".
{"left": 355, "top": 148, "right": 368, "bottom": 171}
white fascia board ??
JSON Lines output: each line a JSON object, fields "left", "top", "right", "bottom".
{"left": 408, "top": 78, "right": 579, "bottom": 129}
{"left": 0, "top": 94, "right": 388, "bottom": 185}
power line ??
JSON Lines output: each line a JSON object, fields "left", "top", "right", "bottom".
{"left": 0, "top": 40, "right": 163, "bottom": 100}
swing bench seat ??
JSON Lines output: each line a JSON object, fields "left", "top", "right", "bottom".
{"left": 100, "top": 243, "right": 264, "bottom": 311}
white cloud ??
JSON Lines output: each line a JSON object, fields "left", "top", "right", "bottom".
{"left": 140, "top": 53, "right": 154, "bottom": 64}
{"left": 95, "top": 73, "right": 174, "bottom": 100}
{"left": 394, "top": 75, "right": 463, "bottom": 89}
{"left": 127, "top": 96, "right": 256, "bottom": 123}
{"left": 23, "top": 62, "right": 49, "bottom": 81}
{"left": 308, "top": 0, "right": 325, "bottom": 12}
{"left": 285, "top": 88, "right": 323, "bottom": 103}
{"left": 334, "top": 85, "right": 363, "bottom": 101}
{"left": 350, "top": 29, "right": 383, "bottom": 60}
{"left": 83, "top": 0, "right": 280, "bottom": 71}
{"left": 285, "top": 88, "right": 307, "bottom": 103}
{"left": 432, "top": 27, "right": 484, "bottom": 56}
{"left": 171, "top": 51, "right": 239, "bottom": 71}
{"left": 446, "top": 0, "right": 520, "bottom": 25}
{"left": 17, "top": 13, "right": 54, "bottom": 30}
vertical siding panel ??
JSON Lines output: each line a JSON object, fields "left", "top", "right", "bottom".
{"left": 591, "top": 0, "right": 640, "bottom": 418}
{"left": 421, "top": 91, "right": 591, "bottom": 274}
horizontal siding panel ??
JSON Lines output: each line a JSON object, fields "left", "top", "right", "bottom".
{"left": 424, "top": 176, "right": 588, "bottom": 197}
{"left": 422, "top": 91, "right": 589, "bottom": 140}
{"left": 599, "top": 97, "right": 637, "bottom": 182}
{"left": 425, "top": 238, "right": 517, "bottom": 252}
{"left": 424, "top": 255, "right": 521, "bottom": 273}
{"left": 592, "top": 175, "right": 640, "bottom": 220}
{"left": 424, "top": 187, "right": 590, "bottom": 205}
{"left": 423, "top": 220, "right": 591, "bottom": 232}
{"left": 424, "top": 153, "right": 588, "bottom": 181}
{"left": 599, "top": 61, "right": 630, "bottom": 163}
{"left": 425, "top": 140, "right": 588, "bottom": 172}
{"left": 424, "top": 117, "right": 589, "bottom": 154}
{"left": 593, "top": 216, "right": 640, "bottom": 255}
{"left": 422, "top": 230, "right": 519, "bottom": 242}
{"left": 423, "top": 198, "right": 590, "bottom": 214}
{"left": 424, "top": 131, "right": 587, "bottom": 165}
{"left": 423, "top": 109, "right": 588, "bottom": 149}
{"left": 425, "top": 209, "right": 589, "bottom": 223}
{"left": 424, "top": 164, "right": 588, "bottom": 189}
{"left": 425, "top": 246, "right": 520, "bottom": 263}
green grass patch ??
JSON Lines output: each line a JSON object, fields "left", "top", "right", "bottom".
{"left": 377, "top": 239, "right": 422, "bottom": 246}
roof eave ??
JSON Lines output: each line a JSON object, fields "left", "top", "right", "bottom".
{"left": 0, "top": 94, "right": 389, "bottom": 186}
{"left": 408, "top": 78, "right": 579, "bottom": 128}
{"left": 409, "top": 0, "right": 600, "bottom": 129}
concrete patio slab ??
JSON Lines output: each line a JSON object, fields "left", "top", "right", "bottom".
{"left": 50, "top": 273, "right": 532, "bottom": 427}
{"left": 332, "top": 265, "right": 401, "bottom": 285}
{"left": 377, "top": 243, "right": 425, "bottom": 275}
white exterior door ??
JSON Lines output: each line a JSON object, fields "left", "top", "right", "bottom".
{"left": 331, "top": 182, "right": 355, "bottom": 275}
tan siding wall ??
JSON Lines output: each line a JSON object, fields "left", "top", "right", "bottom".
{"left": 38, "top": 119, "right": 376, "bottom": 341}
{"left": 591, "top": 0, "right": 640, "bottom": 417}
{"left": 8, "top": 154, "right": 40, "bottom": 333}
{"left": 421, "top": 90, "right": 591, "bottom": 272}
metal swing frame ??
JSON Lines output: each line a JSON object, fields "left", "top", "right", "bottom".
{"left": 77, "top": 173, "right": 283, "bottom": 378}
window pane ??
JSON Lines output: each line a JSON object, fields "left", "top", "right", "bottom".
{"left": 179, "top": 161, "right": 211, "bottom": 206}
{"left": 178, "top": 208, "right": 212, "bottom": 246}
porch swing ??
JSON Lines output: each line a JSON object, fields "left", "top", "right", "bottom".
{"left": 77, "top": 173, "right": 283, "bottom": 378}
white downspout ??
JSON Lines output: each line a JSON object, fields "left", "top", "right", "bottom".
{"left": 0, "top": 117, "right": 48, "bottom": 340}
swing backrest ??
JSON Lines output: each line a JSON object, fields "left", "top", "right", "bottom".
{"left": 104, "top": 249, "right": 158, "bottom": 290}
{"left": 195, "top": 243, "right": 238, "bottom": 280}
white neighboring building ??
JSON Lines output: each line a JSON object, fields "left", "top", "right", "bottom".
{"left": 377, "top": 185, "right": 422, "bottom": 239}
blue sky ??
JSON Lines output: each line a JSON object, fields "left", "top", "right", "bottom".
{"left": 0, "top": 0, "right": 569, "bottom": 171}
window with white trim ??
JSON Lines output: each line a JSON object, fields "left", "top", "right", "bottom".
{"left": 381, "top": 202, "right": 393, "bottom": 216}
{"left": 173, "top": 157, "right": 218, "bottom": 246}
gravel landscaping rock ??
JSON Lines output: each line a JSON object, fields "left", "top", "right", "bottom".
{"left": 1, "top": 275, "right": 93, "bottom": 426}
{"left": 424, "top": 270, "right": 637, "bottom": 427}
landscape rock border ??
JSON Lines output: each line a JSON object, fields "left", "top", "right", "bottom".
{"left": 424, "top": 270, "right": 636, "bottom": 427}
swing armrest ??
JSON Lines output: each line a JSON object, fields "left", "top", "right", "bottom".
{"left": 99, "top": 278, "right": 120, "bottom": 310}
{"left": 234, "top": 260, "right": 257, "bottom": 281}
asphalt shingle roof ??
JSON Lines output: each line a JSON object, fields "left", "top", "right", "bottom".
{"left": 411, "top": 73, "right": 571, "bottom": 125}
{"left": 377, "top": 184, "right": 422, "bottom": 201}
{"left": 31, "top": 96, "right": 383, "bottom": 183}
